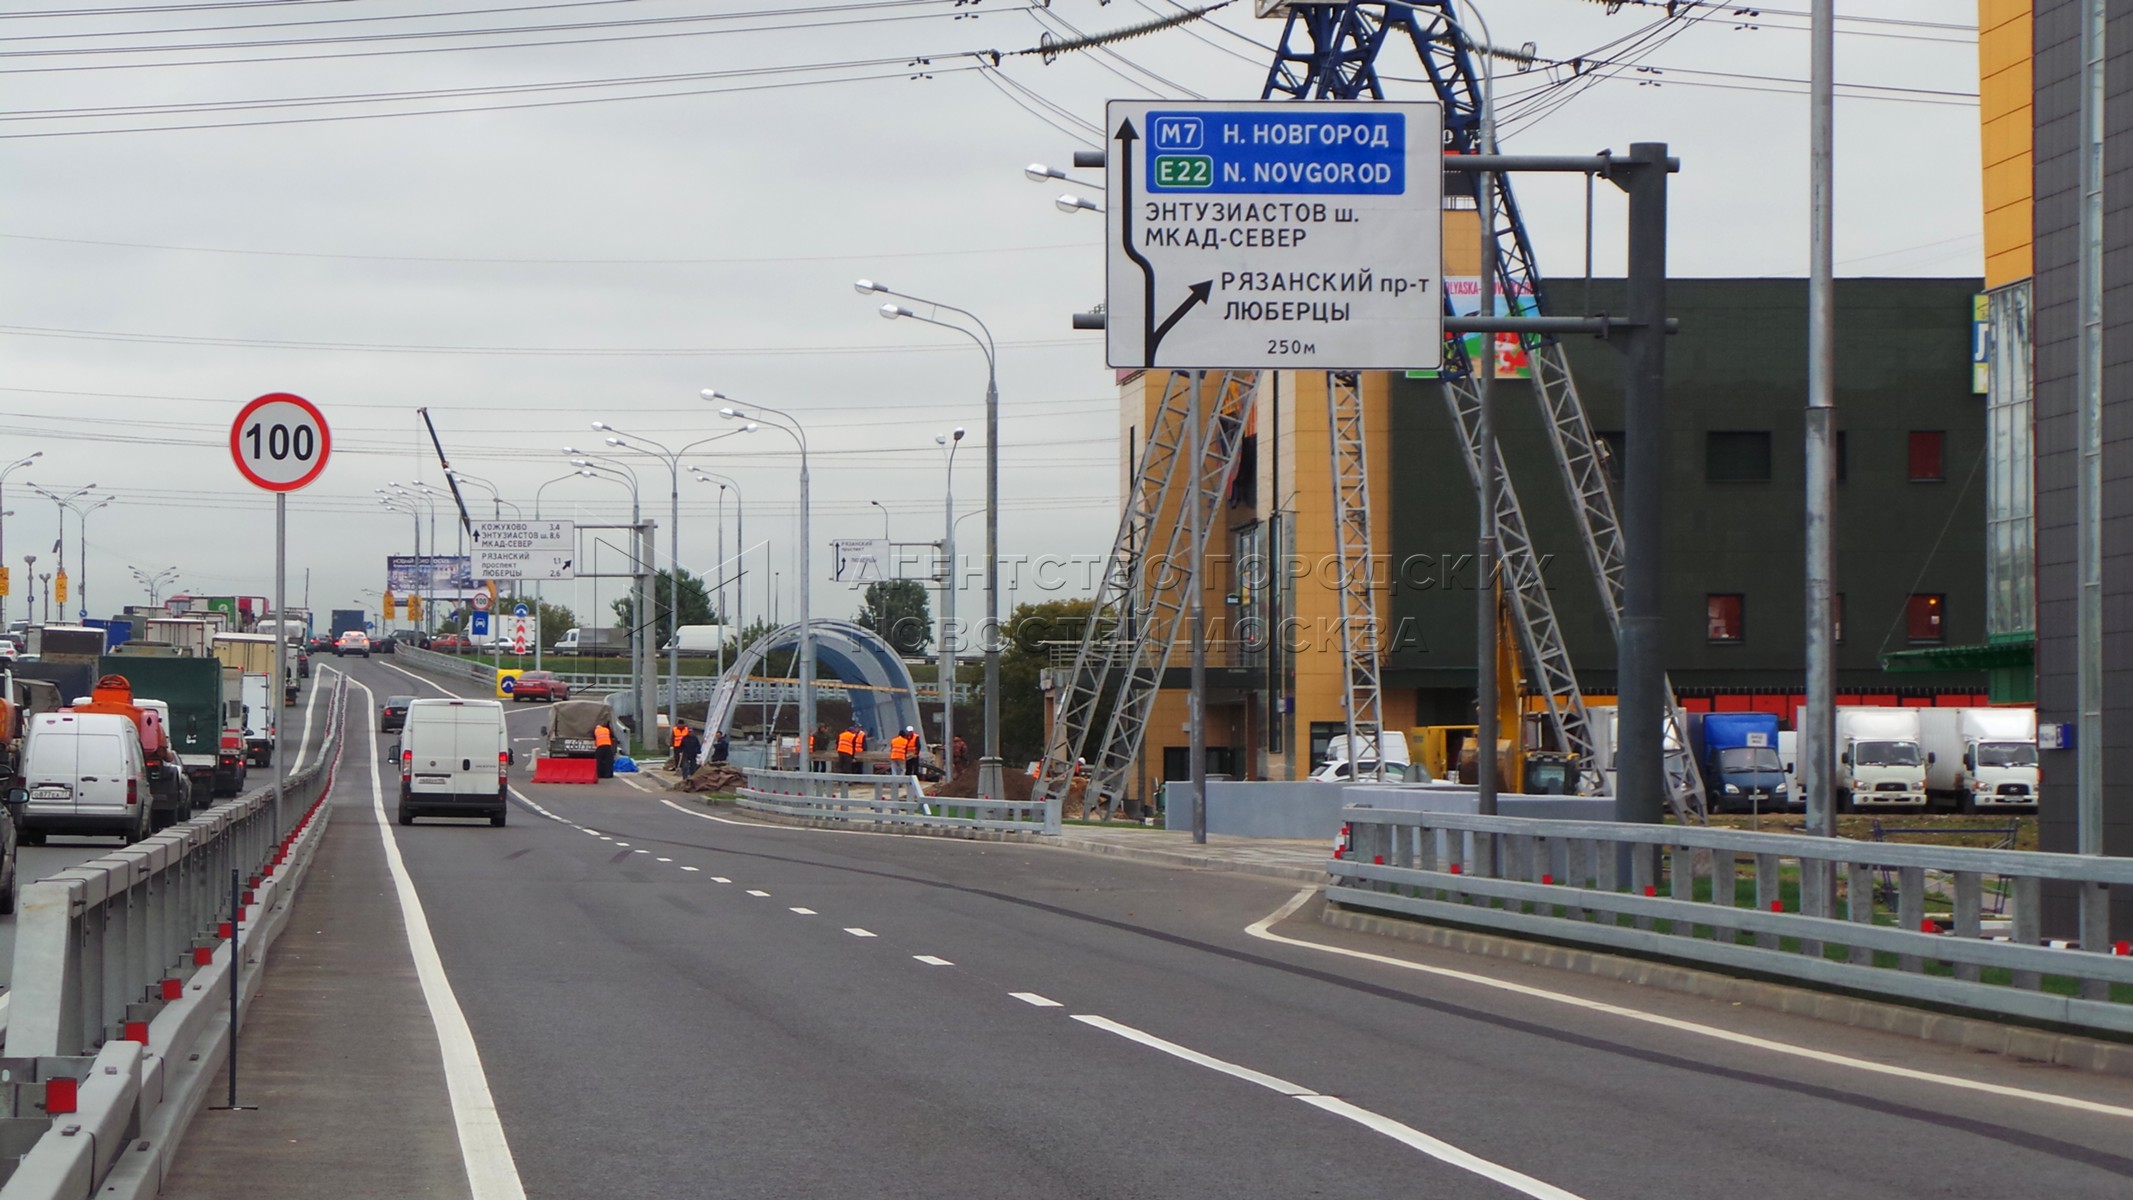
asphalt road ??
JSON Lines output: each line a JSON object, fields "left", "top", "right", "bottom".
{"left": 0, "top": 661, "right": 342, "bottom": 987}
{"left": 172, "top": 654, "right": 2133, "bottom": 1198}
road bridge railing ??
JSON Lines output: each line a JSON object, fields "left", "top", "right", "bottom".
{"left": 1330, "top": 807, "right": 2133, "bottom": 1036}
{"left": 739, "top": 768, "right": 1058, "bottom": 835}
{"left": 0, "top": 678, "right": 349, "bottom": 1198}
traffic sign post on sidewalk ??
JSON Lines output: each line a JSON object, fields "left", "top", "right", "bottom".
{"left": 227, "top": 390, "right": 329, "bottom": 1109}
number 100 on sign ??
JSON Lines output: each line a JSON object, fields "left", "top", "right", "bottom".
{"left": 230, "top": 392, "right": 333, "bottom": 492}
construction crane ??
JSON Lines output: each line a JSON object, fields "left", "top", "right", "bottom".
{"left": 1036, "top": 1, "right": 1706, "bottom": 824}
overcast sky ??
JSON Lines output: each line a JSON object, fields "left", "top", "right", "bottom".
{"left": 0, "top": 0, "right": 1979, "bottom": 634}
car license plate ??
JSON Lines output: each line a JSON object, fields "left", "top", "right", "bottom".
{"left": 416, "top": 774, "right": 451, "bottom": 785}
{"left": 30, "top": 786, "right": 69, "bottom": 801}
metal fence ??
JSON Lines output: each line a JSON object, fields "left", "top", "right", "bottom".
{"left": 1330, "top": 806, "right": 2133, "bottom": 1035}
{"left": 739, "top": 768, "right": 1058, "bottom": 835}
{"left": 0, "top": 678, "right": 349, "bottom": 1197}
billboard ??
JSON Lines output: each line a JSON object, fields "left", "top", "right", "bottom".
{"left": 386, "top": 555, "right": 472, "bottom": 592}
{"left": 1405, "top": 277, "right": 1537, "bottom": 381}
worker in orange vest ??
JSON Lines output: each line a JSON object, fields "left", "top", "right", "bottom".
{"left": 889, "top": 728, "right": 913, "bottom": 775}
{"left": 836, "top": 723, "right": 864, "bottom": 773}
{"left": 593, "top": 722, "right": 615, "bottom": 779}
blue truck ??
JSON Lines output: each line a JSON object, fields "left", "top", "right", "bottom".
{"left": 1688, "top": 712, "right": 1793, "bottom": 813}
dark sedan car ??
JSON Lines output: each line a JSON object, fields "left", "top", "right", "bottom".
{"left": 309, "top": 635, "right": 336, "bottom": 654}
{"left": 378, "top": 695, "right": 414, "bottom": 732}
{"left": 510, "top": 671, "right": 570, "bottom": 702}
{"left": 373, "top": 634, "right": 397, "bottom": 655}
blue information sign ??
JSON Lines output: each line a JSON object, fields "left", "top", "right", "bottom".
{"left": 470, "top": 611, "right": 490, "bottom": 637}
{"left": 514, "top": 603, "right": 530, "bottom": 618}
{"left": 1144, "top": 109, "right": 1407, "bottom": 196}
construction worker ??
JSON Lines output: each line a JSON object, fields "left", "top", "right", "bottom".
{"left": 593, "top": 721, "right": 615, "bottom": 779}
{"left": 678, "top": 726, "right": 702, "bottom": 780}
{"left": 889, "top": 727, "right": 913, "bottom": 775}
{"left": 835, "top": 722, "right": 861, "bottom": 773}
{"left": 810, "top": 723, "right": 831, "bottom": 771}
{"left": 710, "top": 729, "right": 729, "bottom": 765}
{"left": 669, "top": 721, "right": 689, "bottom": 771}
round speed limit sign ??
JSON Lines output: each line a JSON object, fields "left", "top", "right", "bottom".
{"left": 231, "top": 392, "right": 332, "bottom": 492}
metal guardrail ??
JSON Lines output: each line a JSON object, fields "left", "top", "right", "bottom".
{"left": 739, "top": 768, "right": 1058, "bottom": 835}
{"left": 392, "top": 643, "right": 497, "bottom": 687}
{"left": 1330, "top": 807, "right": 2133, "bottom": 1035}
{"left": 0, "top": 678, "right": 348, "bottom": 1197}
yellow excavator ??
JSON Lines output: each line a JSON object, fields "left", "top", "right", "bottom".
{"left": 1413, "top": 594, "right": 1583, "bottom": 795}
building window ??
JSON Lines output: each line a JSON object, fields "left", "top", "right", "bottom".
{"left": 1707, "top": 594, "right": 1745, "bottom": 643}
{"left": 1906, "top": 593, "right": 1945, "bottom": 644}
{"left": 1908, "top": 430, "right": 1946, "bottom": 482}
{"left": 1706, "top": 432, "right": 1772, "bottom": 483}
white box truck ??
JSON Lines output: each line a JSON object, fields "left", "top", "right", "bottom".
{"left": 1836, "top": 707, "right": 1928, "bottom": 809}
{"left": 1955, "top": 707, "right": 2039, "bottom": 811}
{"left": 239, "top": 673, "right": 274, "bottom": 767}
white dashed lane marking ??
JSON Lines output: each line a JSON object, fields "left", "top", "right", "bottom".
{"left": 1011, "top": 993, "right": 1063, "bottom": 1008}
{"left": 913, "top": 956, "right": 954, "bottom": 967}
{"left": 846, "top": 929, "right": 876, "bottom": 938}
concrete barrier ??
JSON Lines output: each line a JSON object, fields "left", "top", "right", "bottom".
{"left": 1161, "top": 780, "right": 1615, "bottom": 839}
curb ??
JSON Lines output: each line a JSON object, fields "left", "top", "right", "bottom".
{"left": 1321, "top": 904, "right": 2133, "bottom": 1078}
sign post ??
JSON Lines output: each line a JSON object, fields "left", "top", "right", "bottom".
{"left": 1103, "top": 99, "right": 1443, "bottom": 370}
{"left": 226, "top": 390, "right": 328, "bottom": 1109}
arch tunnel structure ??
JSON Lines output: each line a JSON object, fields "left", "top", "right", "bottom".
{"left": 703, "top": 618, "right": 922, "bottom": 747}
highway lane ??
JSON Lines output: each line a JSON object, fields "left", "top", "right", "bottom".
{"left": 283, "top": 656, "right": 2133, "bottom": 1197}
{"left": 0, "top": 662, "right": 343, "bottom": 987}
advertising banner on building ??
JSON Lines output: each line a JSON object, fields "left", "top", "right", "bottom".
{"left": 385, "top": 555, "right": 472, "bottom": 592}
{"left": 1405, "top": 277, "right": 1537, "bottom": 381}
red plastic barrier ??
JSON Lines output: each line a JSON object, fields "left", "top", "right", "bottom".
{"left": 533, "top": 756, "right": 599, "bottom": 784}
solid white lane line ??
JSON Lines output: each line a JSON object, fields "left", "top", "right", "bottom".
{"left": 352, "top": 679, "right": 527, "bottom": 1200}
{"left": 1011, "top": 992, "right": 1063, "bottom": 1008}
{"left": 287, "top": 664, "right": 328, "bottom": 774}
{"left": 1070, "top": 1015, "right": 1309, "bottom": 1095}
{"left": 1069, "top": 1014, "right": 1582, "bottom": 1200}
{"left": 914, "top": 955, "right": 954, "bottom": 966}
{"left": 1246, "top": 889, "right": 2133, "bottom": 1121}
{"left": 381, "top": 660, "right": 462, "bottom": 697}
{"left": 790, "top": 907, "right": 816, "bottom": 915}
{"left": 746, "top": 889, "right": 770, "bottom": 897}
{"left": 846, "top": 928, "right": 876, "bottom": 938}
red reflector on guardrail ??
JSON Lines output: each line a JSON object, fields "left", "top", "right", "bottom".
{"left": 1542, "top": 874, "right": 1554, "bottom": 885}
{"left": 1372, "top": 855, "right": 1383, "bottom": 865}
{"left": 2117, "top": 941, "right": 2130, "bottom": 956}
{"left": 1770, "top": 900, "right": 1785, "bottom": 913}
{"left": 1644, "top": 886, "right": 1656, "bottom": 897}
{"left": 44, "top": 1078, "right": 77, "bottom": 1114}
{"left": 161, "top": 978, "right": 183, "bottom": 1001}
{"left": 1922, "top": 919, "right": 1939, "bottom": 933}
{"left": 124, "top": 1021, "right": 148, "bottom": 1045}
{"left": 217, "top": 922, "right": 232, "bottom": 940}
{"left": 193, "top": 947, "right": 214, "bottom": 966}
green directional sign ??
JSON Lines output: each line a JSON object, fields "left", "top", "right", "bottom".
{"left": 1155, "top": 155, "right": 1213, "bottom": 188}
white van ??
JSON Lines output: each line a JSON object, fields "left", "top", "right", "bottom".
{"left": 16, "top": 711, "right": 150, "bottom": 843}
{"left": 396, "top": 698, "right": 512, "bottom": 827}
{"left": 240, "top": 673, "right": 274, "bottom": 767}
{"left": 659, "top": 624, "right": 728, "bottom": 657}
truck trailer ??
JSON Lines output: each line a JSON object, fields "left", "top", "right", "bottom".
{"left": 99, "top": 654, "right": 247, "bottom": 799}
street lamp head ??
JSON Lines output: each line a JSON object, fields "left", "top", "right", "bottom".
{"left": 591, "top": 421, "right": 611, "bottom": 431}
{"left": 1057, "top": 194, "right": 1102, "bottom": 215}
{"left": 854, "top": 279, "right": 886, "bottom": 295}
{"left": 604, "top": 437, "right": 624, "bottom": 447}
{"left": 569, "top": 459, "right": 593, "bottom": 468}
{"left": 1025, "top": 163, "right": 1066, "bottom": 182}
{"left": 953, "top": 426, "right": 967, "bottom": 441}
{"left": 881, "top": 303, "right": 913, "bottom": 320}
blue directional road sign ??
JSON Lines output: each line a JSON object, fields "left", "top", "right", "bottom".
{"left": 470, "top": 611, "right": 490, "bottom": 637}
{"left": 500, "top": 676, "right": 517, "bottom": 694}
{"left": 514, "top": 603, "right": 530, "bottom": 618}
{"left": 1104, "top": 98, "right": 1443, "bottom": 371}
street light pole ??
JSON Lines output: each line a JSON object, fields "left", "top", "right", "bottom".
{"left": 78, "top": 496, "right": 112, "bottom": 621}
{"left": 570, "top": 456, "right": 649, "bottom": 751}
{"left": 597, "top": 422, "right": 754, "bottom": 746}
{"left": 690, "top": 469, "right": 746, "bottom": 688}
{"left": 0, "top": 453, "right": 41, "bottom": 626}
{"left": 938, "top": 428, "right": 965, "bottom": 776}
{"left": 705, "top": 391, "right": 813, "bottom": 769}
{"left": 860, "top": 280, "right": 1002, "bottom": 798}
{"left": 30, "top": 483, "right": 94, "bottom": 622}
